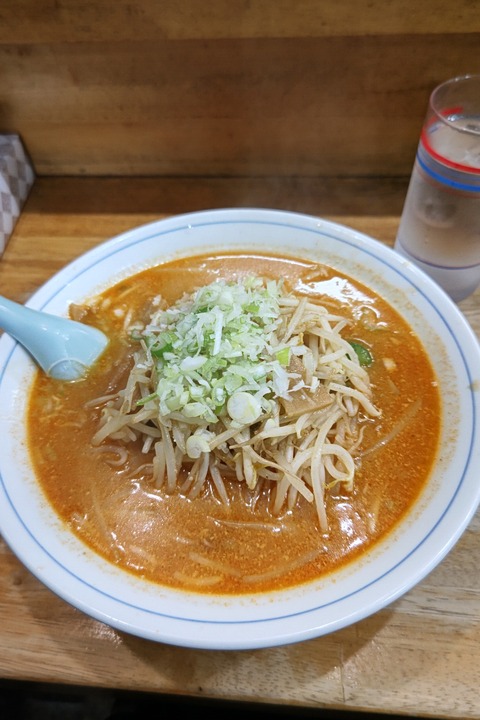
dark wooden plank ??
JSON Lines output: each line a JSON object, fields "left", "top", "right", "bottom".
{"left": 1, "top": 35, "right": 477, "bottom": 176}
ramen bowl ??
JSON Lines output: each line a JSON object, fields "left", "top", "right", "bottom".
{"left": 0, "top": 208, "right": 479, "bottom": 650}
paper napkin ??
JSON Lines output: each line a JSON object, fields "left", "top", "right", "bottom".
{"left": 0, "top": 134, "right": 35, "bottom": 255}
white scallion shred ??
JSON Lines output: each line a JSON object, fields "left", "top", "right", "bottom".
{"left": 142, "top": 276, "right": 287, "bottom": 427}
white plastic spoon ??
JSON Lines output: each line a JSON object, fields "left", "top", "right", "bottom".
{"left": 0, "top": 295, "right": 109, "bottom": 381}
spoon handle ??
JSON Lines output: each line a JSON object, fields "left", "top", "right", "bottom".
{"left": 0, "top": 295, "right": 52, "bottom": 345}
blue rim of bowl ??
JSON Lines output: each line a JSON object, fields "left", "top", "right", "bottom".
{"left": 0, "top": 208, "right": 479, "bottom": 648}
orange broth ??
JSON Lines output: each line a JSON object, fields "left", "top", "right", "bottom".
{"left": 27, "top": 253, "right": 441, "bottom": 594}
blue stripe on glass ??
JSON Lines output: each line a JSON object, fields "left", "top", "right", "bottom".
{"left": 417, "top": 150, "right": 480, "bottom": 192}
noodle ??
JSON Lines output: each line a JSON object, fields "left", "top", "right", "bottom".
{"left": 92, "top": 276, "right": 380, "bottom": 532}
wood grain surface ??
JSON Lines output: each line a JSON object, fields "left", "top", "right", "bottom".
{"left": 0, "top": 177, "right": 479, "bottom": 718}
{"left": 2, "top": 1, "right": 480, "bottom": 42}
{"left": 1, "top": 1, "right": 479, "bottom": 176}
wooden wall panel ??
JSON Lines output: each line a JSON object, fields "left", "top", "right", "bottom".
{"left": 0, "top": 1, "right": 479, "bottom": 177}
{"left": 1, "top": 0, "right": 479, "bottom": 41}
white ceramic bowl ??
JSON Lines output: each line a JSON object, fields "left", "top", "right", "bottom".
{"left": 1, "top": 208, "right": 480, "bottom": 650}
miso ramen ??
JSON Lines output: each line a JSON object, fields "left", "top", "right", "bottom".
{"left": 27, "top": 253, "right": 441, "bottom": 594}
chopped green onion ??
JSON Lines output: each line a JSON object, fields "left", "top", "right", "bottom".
{"left": 275, "top": 347, "right": 291, "bottom": 366}
{"left": 227, "top": 391, "right": 262, "bottom": 425}
{"left": 348, "top": 341, "right": 373, "bottom": 367}
{"left": 151, "top": 342, "right": 174, "bottom": 358}
{"left": 139, "top": 277, "right": 287, "bottom": 423}
{"left": 135, "top": 392, "right": 158, "bottom": 406}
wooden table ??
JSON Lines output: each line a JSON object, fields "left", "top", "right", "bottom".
{"left": 1, "top": 177, "right": 479, "bottom": 719}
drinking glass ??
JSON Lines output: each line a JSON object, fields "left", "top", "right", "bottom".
{"left": 394, "top": 74, "right": 480, "bottom": 302}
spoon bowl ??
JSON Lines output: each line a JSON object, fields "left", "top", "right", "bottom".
{"left": 0, "top": 295, "right": 109, "bottom": 380}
